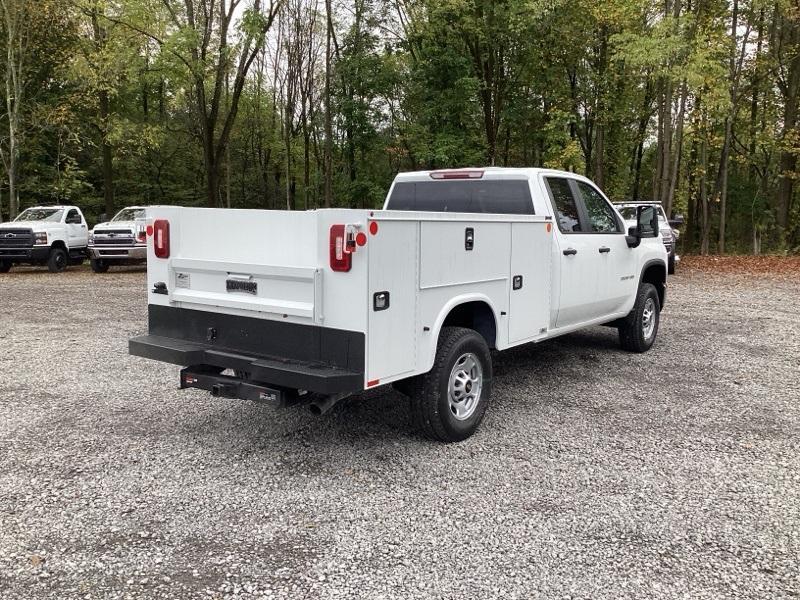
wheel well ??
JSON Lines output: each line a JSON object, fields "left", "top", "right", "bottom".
{"left": 642, "top": 262, "right": 666, "bottom": 306}
{"left": 50, "top": 241, "right": 67, "bottom": 251}
{"left": 441, "top": 301, "right": 497, "bottom": 349}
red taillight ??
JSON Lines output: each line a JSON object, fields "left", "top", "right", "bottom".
{"left": 430, "top": 170, "right": 484, "bottom": 180}
{"left": 329, "top": 224, "right": 351, "bottom": 272}
{"left": 153, "top": 219, "right": 170, "bottom": 259}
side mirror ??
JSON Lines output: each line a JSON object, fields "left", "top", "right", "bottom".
{"left": 637, "top": 205, "right": 659, "bottom": 238}
{"left": 669, "top": 214, "right": 685, "bottom": 227}
{"left": 626, "top": 205, "right": 659, "bottom": 247}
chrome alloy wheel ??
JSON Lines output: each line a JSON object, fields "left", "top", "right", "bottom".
{"left": 447, "top": 352, "right": 483, "bottom": 421}
{"left": 642, "top": 297, "right": 656, "bottom": 340}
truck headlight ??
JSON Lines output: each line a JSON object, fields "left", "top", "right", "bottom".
{"left": 88, "top": 232, "right": 94, "bottom": 244}
{"left": 34, "top": 231, "right": 47, "bottom": 245}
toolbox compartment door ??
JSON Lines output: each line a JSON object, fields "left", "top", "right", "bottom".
{"left": 366, "top": 220, "right": 418, "bottom": 382}
{"left": 508, "top": 221, "right": 552, "bottom": 343}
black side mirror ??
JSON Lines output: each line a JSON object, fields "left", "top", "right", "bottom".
{"left": 669, "top": 214, "right": 685, "bottom": 227}
{"left": 637, "top": 205, "right": 659, "bottom": 238}
{"left": 626, "top": 206, "right": 659, "bottom": 247}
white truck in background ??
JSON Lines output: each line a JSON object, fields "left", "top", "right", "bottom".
{"left": 129, "top": 168, "right": 667, "bottom": 442}
{"left": 0, "top": 205, "right": 89, "bottom": 273}
{"left": 88, "top": 206, "right": 148, "bottom": 273}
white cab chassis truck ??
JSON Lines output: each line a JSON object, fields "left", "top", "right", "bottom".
{"left": 0, "top": 205, "right": 89, "bottom": 273}
{"left": 130, "top": 168, "right": 667, "bottom": 442}
{"left": 89, "top": 206, "right": 148, "bottom": 273}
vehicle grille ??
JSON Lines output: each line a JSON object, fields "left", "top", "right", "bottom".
{"left": 93, "top": 229, "right": 135, "bottom": 246}
{"left": 0, "top": 228, "right": 33, "bottom": 248}
{"left": 663, "top": 239, "right": 674, "bottom": 252}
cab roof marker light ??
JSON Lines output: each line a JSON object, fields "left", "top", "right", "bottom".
{"left": 430, "top": 170, "right": 484, "bottom": 180}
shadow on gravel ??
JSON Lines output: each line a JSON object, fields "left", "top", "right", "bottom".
{"left": 170, "top": 327, "right": 630, "bottom": 454}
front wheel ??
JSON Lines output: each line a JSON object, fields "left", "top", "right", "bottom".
{"left": 91, "top": 258, "right": 110, "bottom": 273}
{"left": 47, "top": 247, "right": 68, "bottom": 273}
{"left": 410, "top": 327, "right": 492, "bottom": 442}
{"left": 618, "top": 283, "right": 660, "bottom": 353}
{"left": 0, "top": 259, "right": 11, "bottom": 273}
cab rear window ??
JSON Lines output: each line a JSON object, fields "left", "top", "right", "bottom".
{"left": 386, "top": 180, "right": 534, "bottom": 215}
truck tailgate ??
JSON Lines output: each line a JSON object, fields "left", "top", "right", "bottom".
{"left": 150, "top": 207, "right": 324, "bottom": 324}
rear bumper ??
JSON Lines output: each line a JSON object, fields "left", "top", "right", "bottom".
{"left": 0, "top": 246, "right": 50, "bottom": 261}
{"left": 89, "top": 245, "right": 147, "bottom": 260}
{"left": 129, "top": 305, "right": 365, "bottom": 395}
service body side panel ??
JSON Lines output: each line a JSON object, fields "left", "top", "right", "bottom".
{"left": 366, "top": 219, "right": 418, "bottom": 383}
{"left": 508, "top": 221, "right": 552, "bottom": 344}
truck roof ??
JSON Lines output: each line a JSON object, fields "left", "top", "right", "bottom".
{"left": 393, "top": 167, "right": 586, "bottom": 183}
{"left": 23, "top": 205, "right": 80, "bottom": 210}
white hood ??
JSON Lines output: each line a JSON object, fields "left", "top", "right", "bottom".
{"left": 92, "top": 220, "right": 138, "bottom": 233}
{"left": 0, "top": 220, "right": 64, "bottom": 233}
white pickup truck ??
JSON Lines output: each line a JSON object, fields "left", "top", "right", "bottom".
{"left": 0, "top": 205, "right": 89, "bottom": 272}
{"left": 130, "top": 168, "right": 667, "bottom": 442}
{"left": 88, "top": 206, "right": 147, "bottom": 273}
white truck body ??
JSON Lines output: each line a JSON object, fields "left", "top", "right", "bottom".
{"left": 130, "top": 168, "right": 667, "bottom": 440}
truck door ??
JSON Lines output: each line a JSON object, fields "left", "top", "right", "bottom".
{"left": 543, "top": 177, "right": 601, "bottom": 328}
{"left": 571, "top": 181, "right": 638, "bottom": 315}
{"left": 64, "top": 209, "right": 87, "bottom": 248}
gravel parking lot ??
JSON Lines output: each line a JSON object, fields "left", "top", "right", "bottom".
{"left": 1, "top": 261, "right": 799, "bottom": 599}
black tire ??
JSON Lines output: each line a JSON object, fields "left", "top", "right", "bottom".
{"left": 668, "top": 255, "right": 676, "bottom": 275}
{"left": 618, "top": 282, "right": 660, "bottom": 353}
{"left": 91, "top": 258, "right": 110, "bottom": 273}
{"left": 47, "top": 247, "right": 68, "bottom": 273}
{"left": 410, "top": 326, "right": 492, "bottom": 443}
{"left": 0, "top": 259, "right": 11, "bottom": 273}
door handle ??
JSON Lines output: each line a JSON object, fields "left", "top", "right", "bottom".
{"left": 599, "top": 246, "right": 611, "bottom": 254}
{"left": 562, "top": 248, "right": 577, "bottom": 256}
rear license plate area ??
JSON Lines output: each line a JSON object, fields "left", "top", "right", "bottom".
{"left": 226, "top": 277, "right": 257, "bottom": 295}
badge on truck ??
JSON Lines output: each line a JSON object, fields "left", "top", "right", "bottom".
{"left": 226, "top": 275, "right": 257, "bottom": 295}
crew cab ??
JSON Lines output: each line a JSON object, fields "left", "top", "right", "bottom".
{"left": 89, "top": 206, "right": 147, "bottom": 273}
{"left": 0, "top": 206, "right": 89, "bottom": 273}
{"left": 129, "top": 168, "right": 667, "bottom": 442}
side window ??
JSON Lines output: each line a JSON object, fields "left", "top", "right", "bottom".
{"left": 545, "top": 177, "right": 581, "bottom": 233}
{"left": 575, "top": 182, "right": 620, "bottom": 233}
{"left": 66, "top": 209, "right": 80, "bottom": 224}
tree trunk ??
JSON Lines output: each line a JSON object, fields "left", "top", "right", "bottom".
{"left": 666, "top": 82, "right": 687, "bottom": 218}
{"left": 99, "top": 89, "right": 114, "bottom": 217}
{"left": 323, "top": 0, "right": 333, "bottom": 208}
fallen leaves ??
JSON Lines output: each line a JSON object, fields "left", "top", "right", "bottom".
{"left": 680, "top": 255, "right": 800, "bottom": 278}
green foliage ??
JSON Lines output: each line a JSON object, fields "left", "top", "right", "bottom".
{"left": 0, "top": 0, "right": 797, "bottom": 249}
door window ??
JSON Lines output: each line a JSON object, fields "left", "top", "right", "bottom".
{"left": 66, "top": 209, "right": 81, "bottom": 224}
{"left": 544, "top": 177, "right": 581, "bottom": 233}
{"left": 575, "top": 182, "right": 620, "bottom": 233}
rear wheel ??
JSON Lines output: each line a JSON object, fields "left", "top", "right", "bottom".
{"left": 91, "top": 258, "right": 110, "bottom": 273}
{"left": 410, "top": 326, "right": 492, "bottom": 442}
{"left": 47, "top": 247, "right": 68, "bottom": 273}
{"left": 618, "top": 282, "right": 660, "bottom": 353}
{"left": 0, "top": 260, "right": 11, "bottom": 273}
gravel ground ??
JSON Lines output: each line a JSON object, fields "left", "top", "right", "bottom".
{"left": 0, "top": 263, "right": 798, "bottom": 599}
